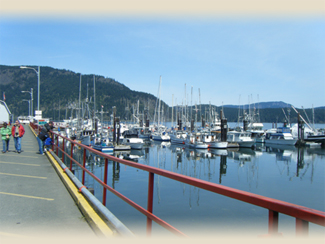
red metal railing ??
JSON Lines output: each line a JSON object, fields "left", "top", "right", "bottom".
{"left": 31, "top": 123, "right": 325, "bottom": 237}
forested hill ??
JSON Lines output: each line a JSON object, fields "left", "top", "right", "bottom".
{"left": 0, "top": 65, "right": 324, "bottom": 123}
{"left": 0, "top": 65, "right": 164, "bottom": 121}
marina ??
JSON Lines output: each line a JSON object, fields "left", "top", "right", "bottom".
{"left": 56, "top": 122, "right": 325, "bottom": 237}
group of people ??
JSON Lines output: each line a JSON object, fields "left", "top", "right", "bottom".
{"left": 0, "top": 120, "right": 25, "bottom": 153}
{"left": 1, "top": 120, "right": 55, "bottom": 155}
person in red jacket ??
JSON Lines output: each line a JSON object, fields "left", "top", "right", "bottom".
{"left": 11, "top": 120, "right": 25, "bottom": 153}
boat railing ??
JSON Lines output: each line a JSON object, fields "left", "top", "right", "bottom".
{"left": 30, "top": 122, "right": 325, "bottom": 237}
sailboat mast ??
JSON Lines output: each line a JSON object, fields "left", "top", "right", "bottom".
{"left": 191, "top": 86, "right": 193, "bottom": 122}
{"left": 172, "top": 94, "right": 174, "bottom": 128}
{"left": 158, "top": 76, "right": 162, "bottom": 126}
{"left": 93, "top": 75, "right": 96, "bottom": 114}
{"left": 78, "top": 74, "right": 82, "bottom": 128}
{"left": 199, "top": 88, "right": 201, "bottom": 123}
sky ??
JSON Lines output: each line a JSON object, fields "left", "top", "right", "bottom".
{"left": 0, "top": 1, "right": 324, "bottom": 109}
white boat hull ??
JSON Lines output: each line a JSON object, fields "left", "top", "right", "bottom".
{"left": 151, "top": 133, "right": 170, "bottom": 141}
{"left": 186, "top": 142, "right": 209, "bottom": 149}
{"left": 265, "top": 139, "right": 297, "bottom": 146}
{"left": 208, "top": 141, "right": 228, "bottom": 149}
{"left": 123, "top": 138, "right": 144, "bottom": 149}
{"left": 92, "top": 145, "right": 114, "bottom": 152}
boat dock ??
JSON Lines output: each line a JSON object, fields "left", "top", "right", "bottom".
{"left": 0, "top": 125, "right": 114, "bottom": 239}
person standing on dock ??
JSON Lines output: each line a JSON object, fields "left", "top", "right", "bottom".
{"left": 1, "top": 122, "right": 11, "bottom": 153}
{"left": 11, "top": 120, "right": 25, "bottom": 153}
{"left": 37, "top": 121, "right": 54, "bottom": 155}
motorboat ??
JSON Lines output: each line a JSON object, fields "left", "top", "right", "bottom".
{"left": 169, "top": 129, "right": 187, "bottom": 144}
{"left": 265, "top": 126, "right": 298, "bottom": 146}
{"left": 151, "top": 130, "right": 170, "bottom": 141}
{"left": 91, "top": 135, "right": 114, "bottom": 152}
{"left": 201, "top": 131, "right": 228, "bottom": 149}
{"left": 247, "top": 122, "right": 265, "bottom": 143}
{"left": 227, "top": 131, "right": 255, "bottom": 148}
{"left": 185, "top": 132, "right": 209, "bottom": 149}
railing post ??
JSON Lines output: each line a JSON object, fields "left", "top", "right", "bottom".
{"left": 296, "top": 218, "right": 309, "bottom": 237}
{"left": 70, "top": 142, "right": 74, "bottom": 171}
{"left": 56, "top": 134, "right": 59, "bottom": 155}
{"left": 62, "top": 138, "right": 65, "bottom": 163}
{"left": 82, "top": 148, "right": 86, "bottom": 185}
{"left": 146, "top": 172, "right": 154, "bottom": 236}
{"left": 268, "top": 210, "right": 279, "bottom": 235}
{"left": 103, "top": 158, "right": 108, "bottom": 206}
{"left": 51, "top": 133, "right": 54, "bottom": 151}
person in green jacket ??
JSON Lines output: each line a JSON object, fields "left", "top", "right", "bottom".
{"left": 1, "top": 122, "right": 11, "bottom": 153}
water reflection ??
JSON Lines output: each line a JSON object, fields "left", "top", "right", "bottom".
{"left": 63, "top": 140, "right": 324, "bottom": 190}
{"left": 59, "top": 140, "right": 324, "bottom": 236}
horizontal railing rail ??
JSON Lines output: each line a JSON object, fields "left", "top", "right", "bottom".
{"left": 30, "top": 123, "right": 325, "bottom": 237}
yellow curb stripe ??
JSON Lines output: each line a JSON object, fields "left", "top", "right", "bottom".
{"left": 0, "top": 172, "right": 47, "bottom": 179}
{"left": 0, "top": 191, "right": 54, "bottom": 201}
{"left": 0, "top": 161, "right": 40, "bottom": 166}
{"left": 47, "top": 151, "right": 114, "bottom": 237}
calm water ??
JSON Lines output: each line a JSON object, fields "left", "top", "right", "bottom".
{"left": 63, "top": 123, "right": 325, "bottom": 238}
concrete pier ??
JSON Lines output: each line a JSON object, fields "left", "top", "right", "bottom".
{"left": 0, "top": 125, "right": 111, "bottom": 239}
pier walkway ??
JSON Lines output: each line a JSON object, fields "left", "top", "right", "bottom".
{"left": 0, "top": 125, "right": 112, "bottom": 239}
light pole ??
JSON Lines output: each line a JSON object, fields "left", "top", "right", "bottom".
{"left": 22, "top": 99, "right": 31, "bottom": 116}
{"left": 20, "top": 66, "right": 40, "bottom": 111}
{"left": 21, "top": 88, "right": 33, "bottom": 117}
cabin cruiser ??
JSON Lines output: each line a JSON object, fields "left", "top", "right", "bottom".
{"left": 227, "top": 131, "right": 255, "bottom": 148}
{"left": 185, "top": 132, "right": 209, "bottom": 149}
{"left": 265, "top": 126, "right": 297, "bottom": 146}
{"left": 121, "top": 129, "right": 144, "bottom": 149}
{"left": 201, "top": 131, "right": 228, "bottom": 149}
{"left": 170, "top": 129, "right": 187, "bottom": 144}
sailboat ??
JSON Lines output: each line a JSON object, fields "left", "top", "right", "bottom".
{"left": 151, "top": 76, "right": 170, "bottom": 141}
{"left": 185, "top": 105, "right": 209, "bottom": 149}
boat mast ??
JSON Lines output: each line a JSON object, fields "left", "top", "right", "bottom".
{"left": 158, "top": 76, "right": 162, "bottom": 127}
{"left": 172, "top": 94, "right": 174, "bottom": 128}
{"left": 191, "top": 86, "right": 193, "bottom": 122}
{"left": 93, "top": 75, "right": 96, "bottom": 115}
{"left": 78, "top": 74, "right": 82, "bottom": 129}
{"left": 199, "top": 88, "right": 201, "bottom": 124}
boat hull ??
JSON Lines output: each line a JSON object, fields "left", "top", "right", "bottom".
{"left": 265, "top": 139, "right": 297, "bottom": 146}
{"left": 92, "top": 145, "right": 114, "bottom": 152}
{"left": 208, "top": 141, "right": 228, "bottom": 149}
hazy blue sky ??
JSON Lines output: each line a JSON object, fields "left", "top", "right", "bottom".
{"left": 0, "top": 12, "right": 324, "bottom": 108}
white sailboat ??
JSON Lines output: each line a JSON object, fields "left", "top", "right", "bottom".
{"left": 185, "top": 104, "right": 208, "bottom": 149}
{"left": 151, "top": 76, "right": 170, "bottom": 141}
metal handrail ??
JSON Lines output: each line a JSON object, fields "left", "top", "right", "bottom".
{"left": 31, "top": 123, "right": 325, "bottom": 237}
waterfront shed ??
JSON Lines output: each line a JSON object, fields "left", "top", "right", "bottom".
{"left": 0, "top": 100, "right": 11, "bottom": 126}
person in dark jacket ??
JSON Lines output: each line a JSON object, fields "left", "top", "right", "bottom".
{"left": 37, "top": 121, "right": 54, "bottom": 155}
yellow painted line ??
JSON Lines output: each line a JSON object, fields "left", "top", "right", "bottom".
{"left": 1, "top": 154, "right": 39, "bottom": 158}
{"left": 0, "top": 191, "right": 54, "bottom": 201}
{"left": 47, "top": 152, "right": 114, "bottom": 237}
{"left": 0, "top": 161, "right": 40, "bottom": 166}
{"left": 0, "top": 172, "right": 47, "bottom": 179}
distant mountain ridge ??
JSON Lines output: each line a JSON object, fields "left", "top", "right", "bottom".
{"left": 224, "top": 101, "right": 322, "bottom": 110}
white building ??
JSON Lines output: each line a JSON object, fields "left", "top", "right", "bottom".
{"left": 0, "top": 100, "right": 11, "bottom": 124}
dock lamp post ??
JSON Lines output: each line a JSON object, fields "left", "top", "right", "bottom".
{"left": 21, "top": 88, "right": 33, "bottom": 117}
{"left": 20, "top": 66, "right": 40, "bottom": 111}
{"left": 22, "top": 99, "right": 31, "bottom": 116}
